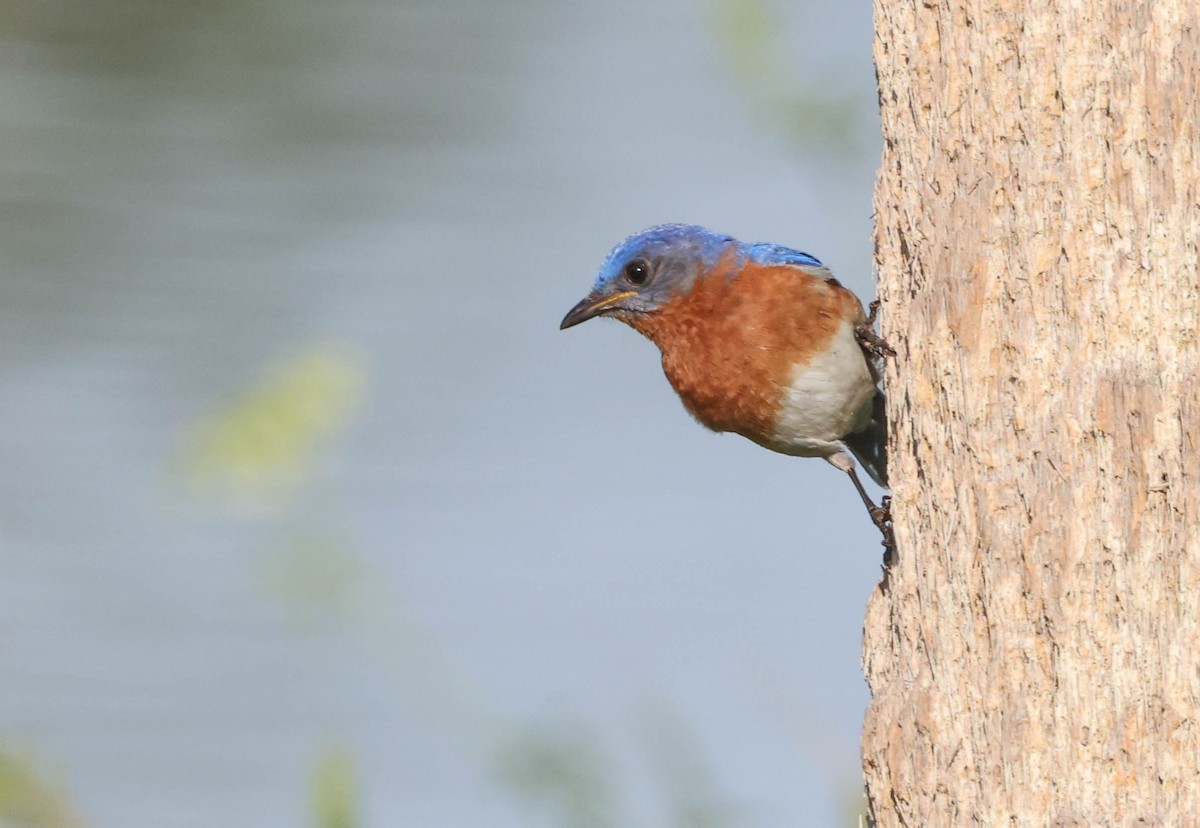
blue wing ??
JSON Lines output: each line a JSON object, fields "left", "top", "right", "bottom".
{"left": 745, "top": 242, "right": 825, "bottom": 269}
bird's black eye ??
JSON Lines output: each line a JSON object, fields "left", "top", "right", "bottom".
{"left": 624, "top": 259, "right": 651, "bottom": 286}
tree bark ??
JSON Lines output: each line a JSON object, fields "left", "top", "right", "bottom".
{"left": 863, "top": 1, "right": 1200, "bottom": 825}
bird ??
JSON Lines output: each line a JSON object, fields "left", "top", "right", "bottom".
{"left": 560, "top": 223, "right": 894, "bottom": 549}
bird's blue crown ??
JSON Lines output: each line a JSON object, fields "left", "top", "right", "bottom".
{"left": 593, "top": 224, "right": 824, "bottom": 291}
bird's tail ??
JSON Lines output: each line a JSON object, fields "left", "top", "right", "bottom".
{"left": 845, "top": 388, "right": 887, "bottom": 487}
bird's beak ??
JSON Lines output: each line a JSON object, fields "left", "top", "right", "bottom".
{"left": 559, "top": 291, "right": 637, "bottom": 330}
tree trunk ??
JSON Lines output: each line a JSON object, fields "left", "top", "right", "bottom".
{"left": 862, "top": 1, "right": 1200, "bottom": 825}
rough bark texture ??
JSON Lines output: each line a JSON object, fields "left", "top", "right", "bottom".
{"left": 863, "top": 1, "right": 1200, "bottom": 825}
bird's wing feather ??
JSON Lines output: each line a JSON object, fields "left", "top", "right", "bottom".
{"left": 745, "top": 242, "right": 824, "bottom": 269}
{"left": 745, "top": 242, "right": 837, "bottom": 283}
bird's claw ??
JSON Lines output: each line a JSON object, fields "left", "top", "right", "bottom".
{"left": 856, "top": 300, "right": 896, "bottom": 360}
{"left": 870, "top": 495, "right": 896, "bottom": 566}
{"left": 865, "top": 298, "right": 883, "bottom": 327}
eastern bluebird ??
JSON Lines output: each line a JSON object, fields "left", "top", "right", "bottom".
{"left": 561, "top": 224, "right": 894, "bottom": 549}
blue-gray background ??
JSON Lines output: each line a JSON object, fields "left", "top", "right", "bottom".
{"left": 0, "top": 1, "right": 883, "bottom": 825}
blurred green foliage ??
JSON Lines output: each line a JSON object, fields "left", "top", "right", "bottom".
{"left": 709, "top": 0, "right": 861, "bottom": 150}
{"left": 310, "top": 747, "right": 359, "bottom": 828}
{"left": 493, "top": 725, "right": 622, "bottom": 828}
{"left": 179, "top": 344, "right": 364, "bottom": 511}
{"left": 0, "top": 748, "right": 84, "bottom": 828}
{"left": 261, "top": 533, "right": 366, "bottom": 626}
{"left": 632, "top": 703, "right": 744, "bottom": 827}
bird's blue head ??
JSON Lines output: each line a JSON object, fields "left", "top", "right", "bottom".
{"left": 559, "top": 224, "right": 738, "bottom": 330}
{"left": 560, "top": 224, "right": 826, "bottom": 330}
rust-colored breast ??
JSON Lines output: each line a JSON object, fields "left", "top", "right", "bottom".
{"left": 627, "top": 257, "right": 862, "bottom": 442}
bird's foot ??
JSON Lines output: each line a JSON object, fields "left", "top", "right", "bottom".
{"left": 865, "top": 298, "right": 883, "bottom": 327}
{"left": 870, "top": 495, "right": 896, "bottom": 566}
{"left": 856, "top": 300, "right": 896, "bottom": 359}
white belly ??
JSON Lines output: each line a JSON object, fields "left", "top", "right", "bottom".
{"left": 766, "top": 320, "right": 875, "bottom": 458}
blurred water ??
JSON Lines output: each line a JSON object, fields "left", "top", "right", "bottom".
{"left": 0, "top": 1, "right": 882, "bottom": 826}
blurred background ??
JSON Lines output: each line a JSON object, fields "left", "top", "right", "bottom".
{"left": 0, "top": 0, "right": 883, "bottom": 825}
